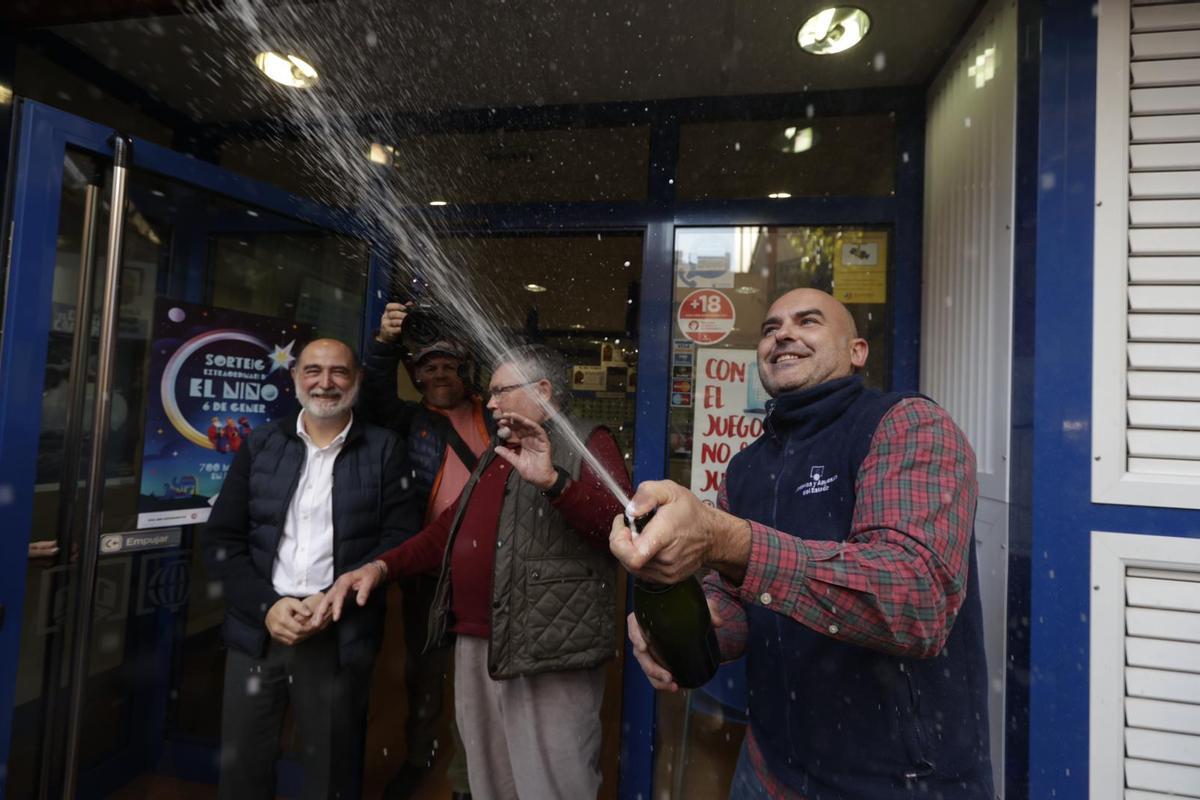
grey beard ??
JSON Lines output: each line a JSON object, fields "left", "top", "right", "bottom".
{"left": 299, "top": 384, "right": 359, "bottom": 419}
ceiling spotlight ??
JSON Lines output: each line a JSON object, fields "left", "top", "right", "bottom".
{"left": 428, "top": 200, "right": 448, "bottom": 206}
{"left": 797, "top": 7, "right": 871, "bottom": 55}
{"left": 368, "top": 143, "right": 395, "bottom": 165}
{"left": 767, "top": 192, "right": 792, "bottom": 199}
{"left": 525, "top": 283, "right": 548, "bottom": 293}
{"left": 254, "top": 51, "right": 319, "bottom": 88}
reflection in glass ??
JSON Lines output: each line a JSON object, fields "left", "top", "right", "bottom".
{"left": 677, "top": 115, "right": 895, "bottom": 201}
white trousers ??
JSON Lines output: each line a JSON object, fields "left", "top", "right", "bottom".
{"left": 454, "top": 635, "right": 606, "bottom": 800}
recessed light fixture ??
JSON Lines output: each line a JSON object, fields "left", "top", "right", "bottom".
{"left": 428, "top": 200, "right": 448, "bottom": 207}
{"left": 254, "top": 51, "right": 319, "bottom": 88}
{"left": 768, "top": 192, "right": 792, "bottom": 199}
{"left": 797, "top": 7, "right": 871, "bottom": 55}
{"left": 570, "top": 323, "right": 586, "bottom": 330}
{"left": 781, "top": 126, "right": 815, "bottom": 153}
{"left": 368, "top": 143, "right": 395, "bottom": 165}
{"left": 525, "top": 283, "right": 548, "bottom": 293}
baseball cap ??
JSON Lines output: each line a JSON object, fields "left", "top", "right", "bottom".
{"left": 412, "top": 339, "right": 468, "bottom": 365}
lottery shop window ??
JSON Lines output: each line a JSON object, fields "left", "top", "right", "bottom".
{"left": 666, "top": 225, "right": 892, "bottom": 490}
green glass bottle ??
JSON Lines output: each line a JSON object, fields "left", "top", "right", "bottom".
{"left": 629, "top": 510, "right": 721, "bottom": 689}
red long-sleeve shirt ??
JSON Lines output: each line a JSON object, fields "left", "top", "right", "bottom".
{"left": 379, "top": 427, "right": 630, "bottom": 638}
{"left": 702, "top": 397, "right": 978, "bottom": 797}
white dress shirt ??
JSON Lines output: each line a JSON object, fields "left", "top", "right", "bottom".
{"left": 271, "top": 412, "right": 352, "bottom": 597}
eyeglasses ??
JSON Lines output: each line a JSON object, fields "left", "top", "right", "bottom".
{"left": 487, "top": 380, "right": 536, "bottom": 400}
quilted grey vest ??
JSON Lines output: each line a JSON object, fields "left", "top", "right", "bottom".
{"left": 425, "top": 414, "right": 618, "bottom": 679}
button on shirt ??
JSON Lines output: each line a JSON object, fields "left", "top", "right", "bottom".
{"left": 271, "top": 412, "right": 352, "bottom": 597}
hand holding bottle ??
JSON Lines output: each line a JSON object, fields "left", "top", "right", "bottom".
{"left": 626, "top": 596, "right": 724, "bottom": 693}
{"left": 610, "top": 480, "right": 751, "bottom": 585}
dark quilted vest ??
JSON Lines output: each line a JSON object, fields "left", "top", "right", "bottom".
{"left": 223, "top": 414, "right": 399, "bottom": 664}
{"left": 425, "top": 414, "right": 617, "bottom": 679}
{"left": 725, "top": 376, "right": 993, "bottom": 799}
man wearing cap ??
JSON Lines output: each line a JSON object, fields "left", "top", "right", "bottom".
{"left": 360, "top": 302, "right": 491, "bottom": 799}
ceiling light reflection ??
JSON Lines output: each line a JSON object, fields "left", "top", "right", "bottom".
{"left": 254, "top": 51, "right": 319, "bottom": 88}
{"left": 797, "top": 7, "right": 871, "bottom": 55}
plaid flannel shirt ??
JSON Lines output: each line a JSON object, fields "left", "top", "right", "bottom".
{"left": 703, "top": 397, "right": 978, "bottom": 798}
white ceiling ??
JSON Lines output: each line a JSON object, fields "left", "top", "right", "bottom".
{"left": 49, "top": 0, "right": 981, "bottom": 124}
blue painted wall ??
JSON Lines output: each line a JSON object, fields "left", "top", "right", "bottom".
{"left": 1022, "top": 1, "right": 1200, "bottom": 797}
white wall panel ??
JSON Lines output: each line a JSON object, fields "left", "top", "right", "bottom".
{"left": 921, "top": 1, "right": 1016, "bottom": 792}
{"left": 921, "top": 0, "right": 1015, "bottom": 503}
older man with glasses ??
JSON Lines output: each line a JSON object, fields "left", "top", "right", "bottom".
{"left": 317, "top": 344, "right": 630, "bottom": 800}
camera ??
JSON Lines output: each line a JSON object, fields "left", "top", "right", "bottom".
{"left": 400, "top": 302, "right": 444, "bottom": 352}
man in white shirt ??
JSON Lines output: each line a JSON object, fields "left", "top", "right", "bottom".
{"left": 204, "top": 338, "right": 422, "bottom": 799}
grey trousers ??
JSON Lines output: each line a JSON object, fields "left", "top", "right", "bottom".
{"left": 217, "top": 629, "right": 373, "bottom": 800}
{"left": 454, "top": 635, "right": 606, "bottom": 800}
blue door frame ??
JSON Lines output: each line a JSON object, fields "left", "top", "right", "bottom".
{"left": 1, "top": 94, "right": 926, "bottom": 798}
{"left": 0, "top": 100, "right": 370, "bottom": 794}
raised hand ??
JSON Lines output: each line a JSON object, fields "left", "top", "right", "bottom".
{"left": 378, "top": 302, "right": 410, "bottom": 344}
{"left": 492, "top": 410, "right": 557, "bottom": 489}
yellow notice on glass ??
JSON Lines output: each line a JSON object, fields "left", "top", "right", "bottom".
{"left": 832, "top": 231, "right": 888, "bottom": 304}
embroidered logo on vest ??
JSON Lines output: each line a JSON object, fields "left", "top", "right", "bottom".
{"left": 795, "top": 465, "right": 838, "bottom": 496}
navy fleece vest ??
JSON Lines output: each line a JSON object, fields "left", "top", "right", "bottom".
{"left": 725, "top": 376, "right": 993, "bottom": 799}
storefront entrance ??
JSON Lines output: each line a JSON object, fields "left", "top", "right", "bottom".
{"left": 0, "top": 101, "right": 378, "bottom": 798}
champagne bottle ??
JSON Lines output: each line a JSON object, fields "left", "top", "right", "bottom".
{"left": 629, "top": 509, "right": 721, "bottom": 689}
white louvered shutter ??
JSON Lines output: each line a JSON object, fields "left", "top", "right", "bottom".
{"left": 1124, "top": 566, "right": 1200, "bottom": 796}
{"left": 1094, "top": 0, "right": 1200, "bottom": 507}
{"left": 1092, "top": 532, "right": 1200, "bottom": 798}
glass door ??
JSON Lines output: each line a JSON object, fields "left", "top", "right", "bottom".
{"left": 0, "top": 101, "right": 373, "bottom": 798}
{"left": 652, "top": 224, "right": 894, "bottom": 799}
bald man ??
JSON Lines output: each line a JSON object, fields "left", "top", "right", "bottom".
{"left": 612, "top": 290, "right": 993, "bottom": 798}
{"left": 204, "top": 338, "right": 422, "bottom": 799}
